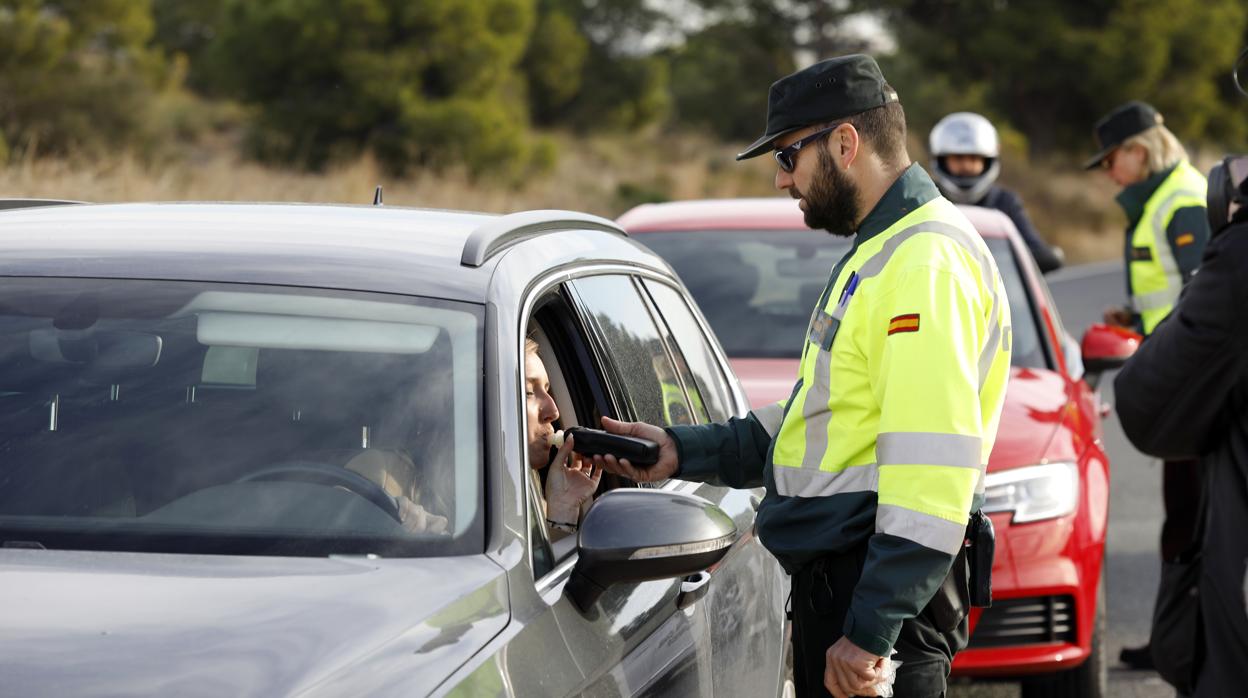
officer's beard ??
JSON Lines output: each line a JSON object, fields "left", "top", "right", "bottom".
{"left": 797, "top": 145, "right": 861, "bottom": 237}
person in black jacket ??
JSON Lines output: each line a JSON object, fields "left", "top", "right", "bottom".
{"left": 1114, "top": 182, "right": 1248, "bottom": 696}
{"left": 929, "top": 112, "right": 1065, "bottom": 273}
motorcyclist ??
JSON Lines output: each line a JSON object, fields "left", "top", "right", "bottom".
{"left": 930, "top": 112, "right": 1064, "bottom": 273}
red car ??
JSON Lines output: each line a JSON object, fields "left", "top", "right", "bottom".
{"left": 621, "top": 198, "right": 1139, "bottom": 697}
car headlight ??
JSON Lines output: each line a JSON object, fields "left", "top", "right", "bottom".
{"left": 981, "top": 462, "right": 1079, "bottom": 524}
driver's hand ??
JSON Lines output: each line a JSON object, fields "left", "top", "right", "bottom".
{"left": 398, "top": 496, "right": 449, "bottom": 534}
{"left": 1102, "top": 305, "right": 1134, "bottom": 328}
{"left": 590, "top": 416, "right": 679, "bottom": 483}
{"left": 545, "top": 434, "right": 602, "bottom": 524}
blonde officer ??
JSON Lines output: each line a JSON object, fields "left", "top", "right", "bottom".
{"left": 1086, "top": 100, "right": 1210, "bottom": 672}
{"left": 1086, "top": 101, "right": 1209, "bottom": 335}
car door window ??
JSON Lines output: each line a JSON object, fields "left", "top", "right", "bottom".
{"left": 571, "top": 275, "right": 694, "bottom": 428}
{"left": 642, "top": 279, "right": 736, "bottom": 423}
{"left": 524, "top": 288, "right": 631, "bottom": 571}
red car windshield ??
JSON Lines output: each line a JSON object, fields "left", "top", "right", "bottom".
{"left": 638, "top": 230, "right": 1049, "bottom": 368}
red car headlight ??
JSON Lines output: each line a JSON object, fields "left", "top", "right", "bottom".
{"left": 981, "top": 462, "right": 1079, "bottom": 524}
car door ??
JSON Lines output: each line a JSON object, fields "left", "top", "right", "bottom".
{"left": 548, "top": 273, "right": 716, "bottom": 697}
{"left": 489, "top": 277, "right": 710, "bottom": 698}
{"left": 640, "top": 277, "right": 789, "bottom": 698}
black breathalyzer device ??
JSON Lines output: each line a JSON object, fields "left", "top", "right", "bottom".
{"left": 553, "top": 427, "right": 660, "bottom": 466}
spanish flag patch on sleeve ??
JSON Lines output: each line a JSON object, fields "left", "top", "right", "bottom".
{"left": 888, "top": 313, "right": 920, "bottom": 335}
{"left": 1176, "top": 233, "right": 1195, "bottom": 247}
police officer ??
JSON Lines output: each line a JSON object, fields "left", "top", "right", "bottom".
{"left": 593, "top": 55, "right": 1011, "bottom": 698}
{"left": 1084, "top": 100, "right": 1210, "bottom": 671}
{"left": 1087, "top": 101, "right": 1209, "bottom": 335}
{"left": 929, "top": 112, "right": 1064, "bottom": 273}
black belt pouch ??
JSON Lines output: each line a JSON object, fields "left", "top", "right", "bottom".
{"left": 967, "top": 509, "right": 995, "bottom": 608}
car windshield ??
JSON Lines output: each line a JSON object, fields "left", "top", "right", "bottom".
{"left": 0, "top": 278, "right": 484, "bottom": 557}
{"left": 639, "top": 229, "right": 1048, "bottom": 368}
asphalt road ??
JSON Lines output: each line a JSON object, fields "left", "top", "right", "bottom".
{"left": 948, "top": 260, "right": 1176, "bottom": 697}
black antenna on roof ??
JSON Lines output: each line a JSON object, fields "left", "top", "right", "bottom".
{"left": 373, "top": 185, "right": 384, "bottom": 206}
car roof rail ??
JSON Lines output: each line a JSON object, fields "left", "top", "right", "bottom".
{"left": 461, "top": 210, "right": 627, "bottom": 267}
{"left": 0, "top": 199, "right": 88, "bottom": 211}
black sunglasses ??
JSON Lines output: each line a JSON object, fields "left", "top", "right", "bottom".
{"left": 774, "top": 124, "right": 842, "bottom": 173}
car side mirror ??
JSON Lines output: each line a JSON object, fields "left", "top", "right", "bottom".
{"left": 565, "top": 489, "right": 736, "bottom": 612}
{"left": 1081, "top": 323, "right": 1141, "bottom": 389}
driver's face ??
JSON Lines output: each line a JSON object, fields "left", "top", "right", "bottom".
{"left": 525, "top": 351, "right": 560, "bottom": 469}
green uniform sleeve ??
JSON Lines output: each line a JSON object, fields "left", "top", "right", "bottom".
{"left": 846, "top": 536, "right": 956, "bottom": 656}
{"left": 1166, "top": 205, "right": 1210, "bottom": 284}
{"left": 846, "top": 262, "right": 996, "bottom": 656}
{"left": 666, "top": 406, "right": 779, "bottom": 489}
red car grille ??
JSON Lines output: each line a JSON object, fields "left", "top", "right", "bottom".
{"left": 967, "top": 596, "right": 1076, "bottom": 648}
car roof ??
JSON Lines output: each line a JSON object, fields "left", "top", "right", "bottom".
{"left": 0, "top": 202, "right": 647, "bottom": 301}
{"left": 953, "top": 204, "right": 1014, "bottom": 240}
{"left": 618, "top": 197, "right": 1013, "bottom": 239}
{"left": 618, "top": 198, "right": 806, "bottom": 232}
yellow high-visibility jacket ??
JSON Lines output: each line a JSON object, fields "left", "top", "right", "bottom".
{"left": 670, "top": 164, "right": 1011, "bottom": 656}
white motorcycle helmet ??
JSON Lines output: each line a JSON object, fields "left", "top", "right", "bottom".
{"left": 929, "top": 112, "right": 1001, "bottom": 204}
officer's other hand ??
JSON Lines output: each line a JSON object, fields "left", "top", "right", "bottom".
{"left": 591, "top": 416, "right": 678, "bottom": 482}
{"left": 1102, "top": 305, "right": 1134, "bottom": 328}
{"left": 824, "top": 636, "right": 882, "bottom": 698}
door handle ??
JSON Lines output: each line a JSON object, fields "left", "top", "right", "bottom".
{"left": 676, "top": 571, "right": 712, "bottom": 610}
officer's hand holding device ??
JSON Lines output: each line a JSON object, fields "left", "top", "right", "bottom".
{"left": 590, "top": 416, "right": 680, "bottom": 483}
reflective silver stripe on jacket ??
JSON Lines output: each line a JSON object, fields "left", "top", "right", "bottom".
{"left": 1131, "top": 287, "right": 1179, "bottom": 313}
{"left": 771, "top": 462, "right": 878, "bottom": 498}
{"left": 774, "top": 429, "right": 983, "bottom": 498}
{"left": 1129, "top": 188, "right": 1202, "bottom": 313}
{"left": 877, "top": 431, "right": 983, "bottom": 468}
{"left": 876, "top": 503, "right": 967, "bottom": 555}
{"left": 788, "top": 217, "right": 1002, "bottom": 481}
{"left": 753, "top": 402, "right": 785, "bottom": 438}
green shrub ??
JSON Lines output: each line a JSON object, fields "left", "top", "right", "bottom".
{"left": 0, "top": 0, "right": 171, "bottom": 158}
{"left": 206, "top": 0, "right": 545, "bottom": 176}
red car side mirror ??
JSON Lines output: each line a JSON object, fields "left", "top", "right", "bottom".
{"left": 1081, "top": 323, "right": 1141, "bottom": 388}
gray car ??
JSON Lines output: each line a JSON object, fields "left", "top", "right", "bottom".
{"left": 0, "top": 201, "right": 788, "bottom": 697}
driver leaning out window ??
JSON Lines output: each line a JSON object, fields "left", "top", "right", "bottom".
{"left": 524, "top": 337, "right": 602, "bottom": 539}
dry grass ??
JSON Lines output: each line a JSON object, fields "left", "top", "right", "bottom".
{"left": 0, "top": 131, "right": 778, "bottom": 218}
{"left": 1000, "top": 156, "right": 1125, "bottom": 264}
{"left": 0, "top": 131, "right": 1141, "bottom": 264}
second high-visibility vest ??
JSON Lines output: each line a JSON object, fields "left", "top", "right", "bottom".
{"left": 1129, "top": 161, "right": 1207, "bottom": 335}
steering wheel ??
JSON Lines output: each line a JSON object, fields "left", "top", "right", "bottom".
{"left": 236, "top": 460, "right": 403, "bottom": 523}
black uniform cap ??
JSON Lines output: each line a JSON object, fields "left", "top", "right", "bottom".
{"left": 1083, "top": 101, "right": 1164, "bottom": 170}
{"left": 737, "top": 54, "right": 900, "bottom": 161}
